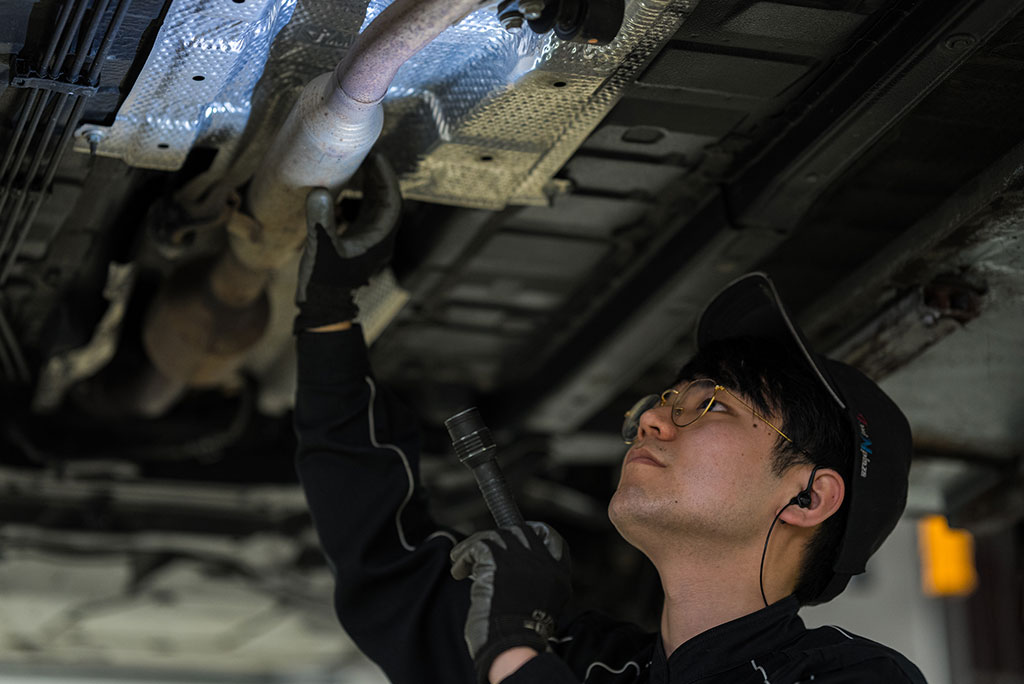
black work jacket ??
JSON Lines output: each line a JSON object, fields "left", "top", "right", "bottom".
{"left": 294, "top": 328, "right": 927, "bottom": 684}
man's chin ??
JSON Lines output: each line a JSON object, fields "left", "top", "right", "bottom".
{"left": 609, "top": 485, "right": 697, "bottom": 548}
{"left": 608, "top": 487, "right": 658, "bottom": 547}
{"left": 607, "top": 491, "right": 627, "bottom": 532}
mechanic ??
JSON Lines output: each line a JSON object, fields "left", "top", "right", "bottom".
{"left": 292, "top": 162, "right": 927, "bottom": 684}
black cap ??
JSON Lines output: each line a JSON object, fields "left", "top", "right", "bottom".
{"left": 697, "top": 272, "right": 912, "bottom": 604}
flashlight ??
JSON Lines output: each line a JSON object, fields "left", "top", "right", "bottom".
{"left": 445, "top": 407, "right": 525, "bottom": 529}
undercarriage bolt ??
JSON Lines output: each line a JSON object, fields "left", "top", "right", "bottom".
{"left": 84, "top": 129, "right": 104, "bottom": 156}
{"left": 518, "top": 0, "right": 544, "bottom": 20}
{"left": 497, "top": 0, "right": 525, "bottom": 31}
{"left": 502, "top": 14, "right": 524, "bottom": 30}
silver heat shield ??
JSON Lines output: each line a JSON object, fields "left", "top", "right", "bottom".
{"left": 74, "top": 0, "right": 302, "bottom": 171}
{"left": 76, "top": 0, "right": 696, "bottom": 210}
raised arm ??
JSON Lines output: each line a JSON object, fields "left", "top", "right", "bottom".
{"left": 295, "top": 326, "right": 475, "bottom": 683}
{"left": 292, "top": 157, "right": 474, "bottom": 683}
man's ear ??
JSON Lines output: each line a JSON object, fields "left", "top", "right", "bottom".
{"left": 780, "top": 467, "right": 844, "bottom": 528}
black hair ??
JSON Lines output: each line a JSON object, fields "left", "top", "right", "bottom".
{"left": 674, "top": 336, "right": 853, "bottom": 605}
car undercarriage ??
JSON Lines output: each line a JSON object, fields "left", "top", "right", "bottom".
{"left": 0, "top": 0, "right": 1022, "bottom": 681}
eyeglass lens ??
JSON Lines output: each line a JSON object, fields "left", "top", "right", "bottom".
{"left": 621, "top": 394, "right": 659, "bottom": 443}
{"left": 669, "top": 379, "right": 719, "bottom": 428}
{"left": 621, "top": 379, "right": 720, "bottom": 443}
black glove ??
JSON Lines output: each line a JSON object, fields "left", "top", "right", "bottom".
{"left": 450, "top": 522, "right": 572, "bottom": 683}
{"left": 294, "top": 154, "right": 401, "bottom": 332}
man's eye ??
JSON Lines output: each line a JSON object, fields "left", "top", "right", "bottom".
{"left": 703, "top": 398, "right": 727, "bottom": 412}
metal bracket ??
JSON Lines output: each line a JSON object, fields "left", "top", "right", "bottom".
{"left": 10, "top": 61, "right": 99, "bottom": 97}
{"left": 10, "top": 76, "right": 99, "bottom": 97}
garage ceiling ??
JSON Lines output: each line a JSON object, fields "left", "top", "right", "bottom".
{"left": 0, "top": 0, "right": 1022, "bottom": 676}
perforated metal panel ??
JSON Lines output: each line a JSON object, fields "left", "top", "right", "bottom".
{"left": 73, "top": 0, "right": 299, "bottom": 170}
{"left": 76, "top": 0, "right": 697, "bottom": 210}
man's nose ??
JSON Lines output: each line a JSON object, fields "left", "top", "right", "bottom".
{"left": 636, "top": 404, "right": 677, "bottom": 441}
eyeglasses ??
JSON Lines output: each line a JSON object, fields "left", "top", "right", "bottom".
{"left": 621, "top": 378, "right": 795, "bottom": 445}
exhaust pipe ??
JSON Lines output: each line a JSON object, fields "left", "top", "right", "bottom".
{"left": 242, "top": 0, "right": 487, "bottom": 270}
{"left": 135, "top": 0, "right": 486, "bottom": 414}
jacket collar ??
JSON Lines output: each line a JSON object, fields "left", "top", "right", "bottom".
{"left": 649, "top": 596, "right": 805, "bottom": 683}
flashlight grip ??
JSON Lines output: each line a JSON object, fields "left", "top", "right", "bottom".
{"left": 445, "top": 407, "right": 525, "bottom": 530}
{"left": 470, "top": 459, "right": 525, "bottom": 529}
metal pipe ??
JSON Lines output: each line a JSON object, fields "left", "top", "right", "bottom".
{"left": 0, "top": 0, "right": 73, "bottom": 190}
{"left": 0, "top": 0, "right": 91, "bottom": 233}
{"left": 0, "top": 304, "right": 30, "bottom": 383}
{"left": 0, "top": 0, "right": 103, "bottom": 388}
{"left": 142, "top": 253, "right": 270, "bottom": 390}
{"left": 0, "top": 313, "right": 18, "bottom": 381}
{"left": 40, "top": 1, "right": 78, "bottom": 77}
{"left": 52, "top": 0, "right": 92, "bottom": 80}
{"left": 244, "top": 0, "right": 484, "bottom": 269}
{"left": 69, "top": 0, "right": 114, "bottom": 80}
{"left": 0, "top": 90, "right": 41, "bottom": 194}
{"left": 0, "top": 0, "right": 131, "bottom": 282}
{"left": 334, "top": 0, "right": 488, "bottom": 105}
{"left": 0, "top": 0, "right": 78, "bottom": 204}
{"left": 131, "top": 0, "right": 480, "bottom": 413}
{"left": 87, "top": 0, "right": 133, "bottom": 83}
{"left": 0, "top": 93, "right": 72, "bottom": 267}
{"left": 0, "top": 95, "right": 85, "bottom": 284}
{"left": 0, "top": 91, "right": 55, "bottom": 246}
{"left": 242, "top": 74, "right": 382, "bottom": 269}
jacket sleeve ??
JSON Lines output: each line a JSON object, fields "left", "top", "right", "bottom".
{"left": 503, "top": 653, "right": 582, "bottom": 683}
{"left": 504, "top": 612, "right": 653, "bottom": 683}
{"left": 294, "top": 326, "right": 475, "bottom": 684}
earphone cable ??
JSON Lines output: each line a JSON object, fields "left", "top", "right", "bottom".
{"left": 759, "top": 501, "right": 795, "bottom": 608}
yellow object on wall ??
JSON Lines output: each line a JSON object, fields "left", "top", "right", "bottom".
{"left": 917, "top": 515, "right": 978, "bottom": 597}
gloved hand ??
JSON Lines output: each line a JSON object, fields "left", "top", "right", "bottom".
{"left": 294, "top": 153, "right": 401, "bottom": 332}
{"left": 450, "top": 521, "right": 572, "bottom": 683}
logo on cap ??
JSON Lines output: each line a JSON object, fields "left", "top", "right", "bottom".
{"left": 856, "top": 413, "right": 872, "bottom": 478}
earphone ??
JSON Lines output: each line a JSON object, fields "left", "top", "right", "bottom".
{"left": 791, "top": 467, "right": 819, "bottom": 510}
{"left": 759, "top": 466, "right": 821, "bottom": 606}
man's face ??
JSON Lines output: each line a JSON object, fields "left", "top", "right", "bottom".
{"left": 608, "top": 379, "right": 787, "bottom": 554}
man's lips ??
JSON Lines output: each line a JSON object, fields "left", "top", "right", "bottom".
{"left": 624, "top": 446, "right": 666, "bottom": 468}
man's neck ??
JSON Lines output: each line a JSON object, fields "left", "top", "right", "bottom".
{"left": 653, "top": 540, "right": 796, "bottom": 656}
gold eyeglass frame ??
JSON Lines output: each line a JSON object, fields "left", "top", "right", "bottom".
{"left": 623, "top": 379, "right": 794, "bottom": 445}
